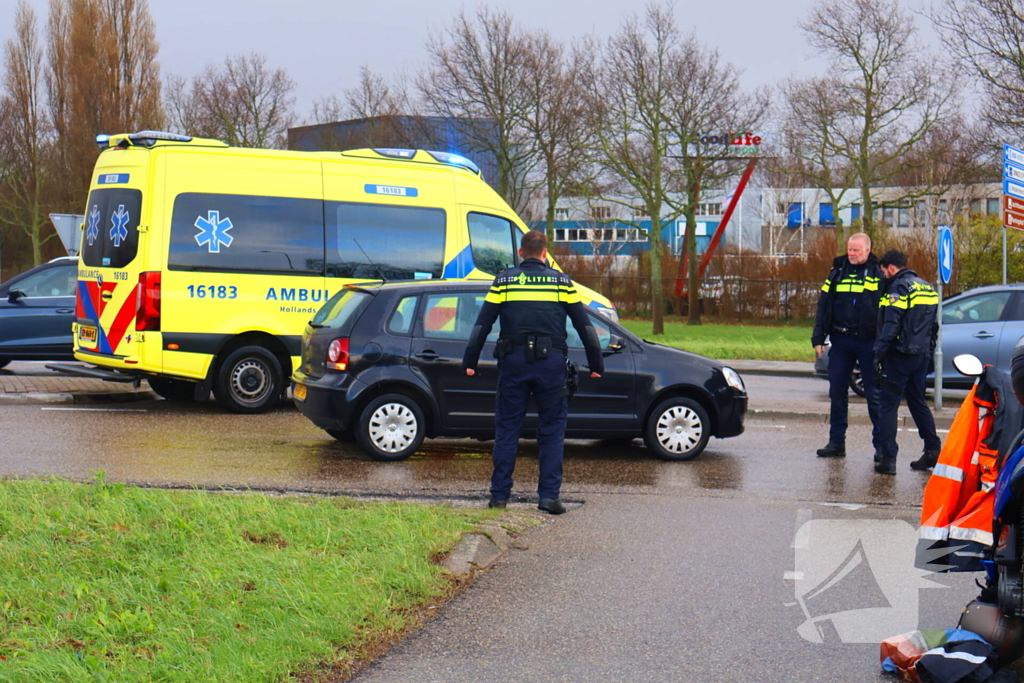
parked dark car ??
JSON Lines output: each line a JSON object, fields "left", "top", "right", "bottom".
{"left": 814, "top": 283, "right": 1024, "bottom": 393}
{"left": 0, "top": 256, "right": 78, "bottom": 368}
{"left": 291, "top": 280, "right": 748, "bottom": 461}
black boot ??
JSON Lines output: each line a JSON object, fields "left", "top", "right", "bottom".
{"left": 875, "top": 459, "right": 897, "bottom": 475}
{"left": 488, "top": 499, "right": 507, "bottom": 509}
{"left": 910, "top": 450, "right": 940, "bottom": 471}
{"left": 817, "top": 442, "right": 846, "bottom": 458}
{"left": 538, "top": 498, "right": 567, "bottom": 515}
{"left": 873, "top": 450, "right": 882, "bottom": 463}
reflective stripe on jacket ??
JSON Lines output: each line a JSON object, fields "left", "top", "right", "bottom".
{"left": 811, "top": 254, "right": 884, "bottom": 347}
{"left": 876, "top": 268, "right": 939, "bottom": 357}
{"left": 917, "top": 376, "right": 1003, "bottom": 572}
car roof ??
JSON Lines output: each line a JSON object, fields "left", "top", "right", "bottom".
{"left": 347, "top": 279, "right": 492, "bottom": 294}
{"left": 948, "top": 283, "right": 1024, "bottom": 299}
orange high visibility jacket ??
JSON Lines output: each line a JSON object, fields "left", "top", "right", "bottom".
{"left": 917, "top": 376, "right": 1005, "bottom": 572}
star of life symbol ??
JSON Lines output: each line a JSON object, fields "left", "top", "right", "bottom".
{"left": 194, "top": 210, "right": 234, "bottom": 254}
{"left": 109, "top": 205, "right": 130, "bottom": 247}
{"left": 787, "top": 516, "right": 944, "bottom": 644}
{"left": 86, "top": 205, "right": 101, "bottom": 246}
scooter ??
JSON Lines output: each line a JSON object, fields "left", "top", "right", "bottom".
{"left": 946, "top": 344, "right": 1024, "bottom": 658}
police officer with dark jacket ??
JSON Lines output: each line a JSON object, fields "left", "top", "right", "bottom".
{"left": 812, "top": 233, "right": 884, "bottom": 459}
{"left": 462, "top": 230, "right": 603, "bottom": 514}
{"left": 873, "top": 249, "right": 941, "bottom": 475}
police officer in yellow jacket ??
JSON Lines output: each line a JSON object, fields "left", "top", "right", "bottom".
{"left": 874, "top": 249, "right": 941, "bottom": 475}
{"left": 462, "top": 231, "right": 604, "bottom": 514}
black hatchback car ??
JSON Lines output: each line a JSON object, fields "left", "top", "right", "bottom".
{"left": 291, "top": 280, "right": 747, "bottom": 461}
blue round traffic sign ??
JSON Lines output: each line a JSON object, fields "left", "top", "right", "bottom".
{"left": 938, "top": 226, "right": 953, "bottom": 285}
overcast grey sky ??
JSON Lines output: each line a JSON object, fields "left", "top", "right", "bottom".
{"left": 0, "top": 0, "right": 937, "bottom": 119}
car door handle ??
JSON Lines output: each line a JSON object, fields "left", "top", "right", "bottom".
{"left": 973, "top": 331, "right": 995, "bottom": 339}
{"left": 101, "top": 291, "right": 113, "bottom": 301}
{"left": 55, "top": 308, "right": 74, "bottom": 314}
{"left": 414, "top": 351, "right": 439, "bottom": 360}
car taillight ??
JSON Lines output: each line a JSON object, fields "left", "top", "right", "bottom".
{"left": 327, "top": 338, "right": 349, "bottom": 371}
{"left": 136, "top": 271, "right": 161, "bottom": 331}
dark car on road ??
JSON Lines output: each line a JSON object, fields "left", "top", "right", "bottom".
{"left": 815, "top": 283, "right": 1024, "bottom": 393}
{"left": 291, "top": 280, "right": 747, "bottom": 462}
{"left": 0, "top": 256, "right": 78, "bottom": 368}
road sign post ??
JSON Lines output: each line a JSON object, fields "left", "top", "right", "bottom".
{"left": 936, "top": 226, "right": 953, "bottom": 410}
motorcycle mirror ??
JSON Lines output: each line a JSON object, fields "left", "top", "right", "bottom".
{"left": 953, "top": 354, "right": 984, "bottom": 377}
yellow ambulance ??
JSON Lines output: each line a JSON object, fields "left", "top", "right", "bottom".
{"left": 70, "top": 131, "right": 616, "bottom": 413}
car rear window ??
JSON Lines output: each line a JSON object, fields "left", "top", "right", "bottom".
{"left": 81, "top": 188, "right": 142, "bottom": 268}
{"left": 312, "top": 289, "right": 372, "bottom": 330}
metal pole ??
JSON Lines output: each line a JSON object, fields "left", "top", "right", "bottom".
{"left": 935, "top": 282, "right": 943, "bottom": 410}
{"left": 1004, "top": 225, "right": 1009, "bottom": 285}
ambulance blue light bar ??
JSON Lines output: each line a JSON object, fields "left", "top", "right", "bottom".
{"left": 95, "top": 134, "right": 111, "bottom": 150}
{"left": 373, "top": 148, "right": 417, "bottom": 159}
{"left": 129, "top": 131, "right": 193, "bottom": 147}
{"left": 427, "top": 151, "right": 480, "bottom": 175}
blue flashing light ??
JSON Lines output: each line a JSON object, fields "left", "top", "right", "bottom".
{"left": 373, "top": 148, "right": 417, "bottom": 159}
{"left": 95, "top": 134, "right": 111, "bottom": 150}
{"left": 128, "top": 130, "right": 193, "bottom": 146}
{"left": 426, "top": 150, "right": 481, "bottom": 175}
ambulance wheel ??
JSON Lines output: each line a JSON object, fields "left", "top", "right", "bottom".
{"left": 215, "top": 345, "right": 284, "bottom": 414}
{"left": 356, "top": 393, "right": 426, "bottom": 461}
{"left": 644, "top": 397, "right": 710, "bottom": 461}
{"left": 148, "top": 376, "right": 195, "bottom": 401}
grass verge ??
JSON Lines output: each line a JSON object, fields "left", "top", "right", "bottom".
{"left": 0, "top": 475, "right": 495, "bottom": 683}
{"left": 619, "top": 320, "right": 814, "bottom": 361}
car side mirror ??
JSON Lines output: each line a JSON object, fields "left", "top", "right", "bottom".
{"left": 952, "top": 354, "right": 983, "bottom": 377}
{"left": 606, "top": 334, "right": 625, "bottom": 353}
{"left": 7, "top": 289, "right": 25, "bottom": 303}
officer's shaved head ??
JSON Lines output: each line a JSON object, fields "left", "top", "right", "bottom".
{"left": 520, "top": 230, "right": 547, "bottom": 258}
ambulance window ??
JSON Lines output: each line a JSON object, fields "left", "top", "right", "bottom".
{"left": 468, "top": 213, "right": 518, "bottom": 275}
{"left": 326, "top": 202, "right": 445, "bottom": 280}
{"left": 81, "top": 188, "right": 142, "bottom": 269}
{"left": 168, "top": 193, "right": 324, "bottom": 274}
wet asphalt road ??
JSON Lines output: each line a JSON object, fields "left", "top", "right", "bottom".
{"left": 0, "top": 371, "right": 987, "bottom": 681}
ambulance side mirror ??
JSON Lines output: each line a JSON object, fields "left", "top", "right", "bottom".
{"left": 953, "top": 354, "right": 983, "bottom": 377}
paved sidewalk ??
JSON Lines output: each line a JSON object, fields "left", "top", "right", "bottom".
{"left": 0, "top": 363, "right": 155, "bottom": 404}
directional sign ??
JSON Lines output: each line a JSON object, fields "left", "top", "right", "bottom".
{"left": 1007, "top": 164, "right": 1024, "bottom": 183}
{"left": 1005, "top": 196, "right": 1024, "bottom": 231}
{"left": 938, "top": 225, "right": 953, "bottom": 285}
{"left": 1006, "top": 143, "right": 1024, "bottom": 170}
{"left": 1005, "top": 179, "right": 1024, "bottom": 200}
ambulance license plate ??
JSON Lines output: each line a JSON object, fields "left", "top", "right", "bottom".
{"left": 79, "top": 326, "right": 97, "bottom": 343}
{"left": 293, "top": 383, "right": 307, "bottom": 401}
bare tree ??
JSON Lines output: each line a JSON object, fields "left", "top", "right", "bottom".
{"left": 418, "top": 8, "right": 538, "bottom": 213}
{"left": 45, "top": 0, "right": 162, "bottom": 209}
{"left": 664, "top": 38, "right": 769, "bottom": 325}
{"left": 933, "top": 0, "right": 1024, "bottom": 142}
{"left": 167, "top": 53, "right": 295, "bottom": 148}
{"left": 0, "top": 1, "right": 55, "bottom": 267}
{"left": 522, "top": 34, "right": 599, "bottom": 242}
{"left": 591, "top": 5, "right": 765, "bottom": 330}
{"left": 796, "top": 0, "right": 958, "bottom": 242}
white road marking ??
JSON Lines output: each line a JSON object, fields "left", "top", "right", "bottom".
{"left": 40, "top": 407, "right": 149, "bottom": 412}
{"left": 783, "top": 571, "right": 804, "bottom": 580}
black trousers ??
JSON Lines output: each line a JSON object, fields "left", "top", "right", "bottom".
{"left": 877, "top": 352, "right": 941, "bottom": 463}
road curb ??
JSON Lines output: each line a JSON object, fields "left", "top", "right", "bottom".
{"left": 442, "top": 510, "right": 545, "bottom": 575}
{"left": 749, "top": 409, "right": 955, "bottom": 430}
{"left": 0, "top": 390, "right": 157, "bottom": 405}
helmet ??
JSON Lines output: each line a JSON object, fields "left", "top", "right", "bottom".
{"left": 959, "top": 600, "right": 1024, "bottom": 664}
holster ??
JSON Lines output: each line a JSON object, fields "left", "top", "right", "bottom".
{"left": 566, "top": 360, "right": 579, "bottom": 401}
{"left": 494, "top": 338, "right": 512, "bottom": 359}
